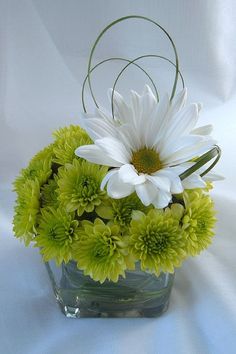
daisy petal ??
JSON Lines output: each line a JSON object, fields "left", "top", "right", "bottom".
{"left": 152, "top": 90, "right": 187, "bottom": 148}
{"left": 150, "top": 94, "right": 170, "bottom": 146}
{"left": 160, "top": 103, "right": 199, "bottom": 147}
{"left": 135, "top": 181, "right": 158, "bottom": 206}
{"left": 78, "top": 112, "right": 96, "bottom": 122}
{"left": 146, "top": 174, "right": 171, "bottom": 192}
{"left": 141, "top": 85, "right": 157, "bottom": 116}
{"left": 161, "top": 136, "right": 216, "bottom": 165}
{"left": 170, "top": 177, "right": 184, "bottom": 194}
{"left": 168, "top": 162, "right": 195, "bottom": 175}
{"left": 202, "top": 172, "right": 225, "bottom": 181}
{"left": 81, "top": 117, "right": 117, "bottom": 140}
{"left": 118, "top": 124, "right": 140, "bottom": 151}
{"left": 96, "top": 106, "right": 113, "bottom": 122}
{"left": 107, "top": 173, "right": 135, "bottom": 198}
{"left": 141, "top": 87, "right": 159, "bottom": 144}
{"left": 130, "top": 90, "right": 142, "bottom": 133}
{"left": 95, "top": 137, "right": 131, "bottom": 164}
{"left": 168, "top": 88, "right": 187, "bottom": 116}
{"left": 159, "top": 135, "right": 200, "bottom": 161}
{"left": 182, "top": 173, "right": 206, "bottom": 189}
{"left": 191, "top": 124, "right": 213, "bottom": 136}
{"left": 152, "top": 190, "right": 172, "bottom": 209}
{"left": 75, "top": 145, "right": 122, "bottom": 167}
{"left": 152, "top": 168, "right": 184, "bottom": 194}
{"left": 101, "top": 169, "right": 119, "bottom": 190}
{"left": 119, "top": 164, "right": 146, "bottom": 185}
{"left": 108, "top": 89, "right": 131, "bottom": 124}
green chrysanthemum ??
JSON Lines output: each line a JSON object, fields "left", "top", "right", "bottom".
{"left": 57, "top": 159, "right": 108, "bottom": 216}
{"left": 182, "top": 189, "right": 216, "bottom": 256}
{"left": 14, "top": 145, "right": 54, "bottom": 191}
{"left": 52, "top": 125, "right": 87, "bottom": 140}
{"left": 13, "top": 179, "right": 41, "bottom": 245}
{"left": 73, "top": 218, "right": 134, "bottom": 283}
{"left": 96, "top": 193, "right": 150, "bottom": 228}
{"left": 35, "top": 207, "right": 80, "bottom": 264}
{"left": 129, "top": 206, "right": 186, "bottom": 275}
{"left": 41, "top": 178, "right": 59, "bottom": 208}
{"left": 52, "top": 125, "right": 92, "bottom": 165}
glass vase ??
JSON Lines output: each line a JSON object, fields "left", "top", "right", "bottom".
{"left": 45, "top": 260, "right": 175, "bottom": 318}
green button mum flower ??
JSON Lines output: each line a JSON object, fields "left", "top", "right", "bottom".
{"left": 41, "top": 178, "right": 59, "bottom": 208}
{"left": 53, "top": 125, "right": 87, "bottom": 140}
{"left": 96, "top": 193, "right": 151, "bottom": 228}
{"left": 52, "top": 125, "right": 92, "bottom": 165}
{"left": 182, "top": 189, "right": 216, "bottom": 256}
{"left": 129, "top": 207, "right": 186, "bottom": 275}
{"left": 57, "top": 159, "right": 108, "bottom": 216}
{"left": 13, "top": 179, "right": 41, "bottom": 245}
{"left": 13, "top": 145, "right": 54, "bottom": 192}
{"left": 73, "top": 219, "right": 135, "bottom": 283}
{"left": 35, "top": 207, "right": 80, "bottom": 265}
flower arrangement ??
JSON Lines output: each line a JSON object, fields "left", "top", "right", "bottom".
{"left": 13, "top": 87, "right": 221, "bottom": 282}
{"left": 12, "top": 16, "right": 222, "bottom": 317}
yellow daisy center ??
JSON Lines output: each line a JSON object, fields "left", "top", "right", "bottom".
{"left": 132, "top": 148, "right": 162, "bottom": 174}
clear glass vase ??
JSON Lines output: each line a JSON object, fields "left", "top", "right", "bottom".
{"left": 45, "top": 260, "right": 175, "bottom": 318}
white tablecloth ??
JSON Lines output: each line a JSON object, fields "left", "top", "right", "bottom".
{"left": 1, "top": 1, "right": 236, "bottom": 353}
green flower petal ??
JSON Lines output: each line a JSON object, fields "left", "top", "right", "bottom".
{"left": 129, "top": 208, "right": 186, "bottom": 275}
{"left": 35, "top": 207, "right": 80, "bottom": 265}
{"left": 96, "top": 193, "right": 150, "bottom": 228}
{"left": 52, "top": 125, "right": 92, "bottom": 165}
{"left": 73, "top": 219, "right": 134, "bottom": 283}
{"left": 57, "top": 159, "right": 108, "bottom": 216}
{"left": 41, "top": 178, "right": 59, "bottom": 208}
{"left": 13, "top": 179, "right": 41, "bottom": 245}
{"left": 182, "top": 189, "right": 216, "bottom": 256}
{"left": 13, "top": 145, "right": 54, "bottom": 191}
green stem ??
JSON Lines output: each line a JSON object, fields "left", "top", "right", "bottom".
{"left": 82, "top": 57, "right": 160, "bottom": 113}
{"left": 179, "top": 145, "right": 221, "bottom": 180}
{"left": 111, "top": 54, "right": 184, "bottom": 117}
{"left": 87, "top": 15, "right": 179, "bottom": 109}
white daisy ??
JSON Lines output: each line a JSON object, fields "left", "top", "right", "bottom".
{"left": 75, "top": 85, "right": 216, "bottom": 208}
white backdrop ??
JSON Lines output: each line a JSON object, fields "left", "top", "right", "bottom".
{"left": 1, "top": 1, "right": 236, "bottom": 353}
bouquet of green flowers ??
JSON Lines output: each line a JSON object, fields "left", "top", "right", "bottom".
{"left": 13, "top": 16, "right": 222, "bottom": 286}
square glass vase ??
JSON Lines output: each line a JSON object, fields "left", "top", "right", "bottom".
{"left": 45, "top": 260, "right": 174, "bottom": 318}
